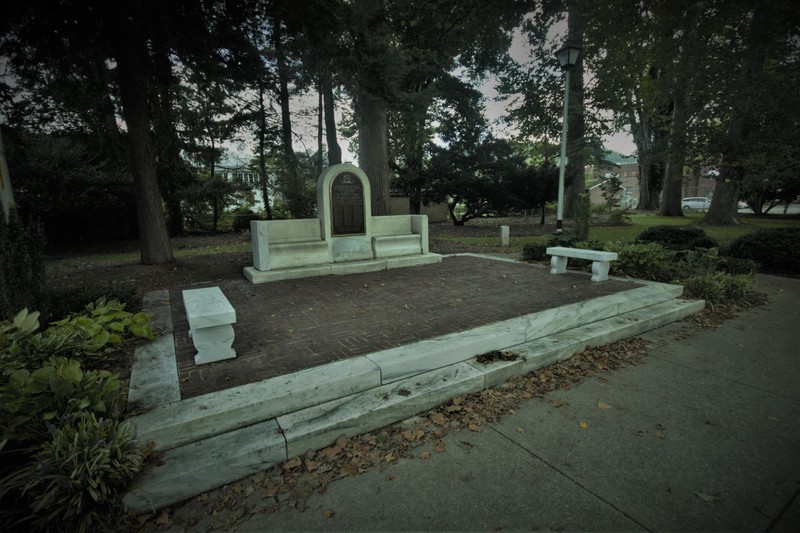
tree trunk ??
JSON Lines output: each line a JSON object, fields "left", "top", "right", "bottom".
{"left": 357, "top": 91, "right": 391, "bottom": 215}
{"left": 704, "top": 1, "right": 772, "bottom": 225}
{"left": 658, "top": 2, "right": 701, "bottom": 217}
{"left": 114, "top": 4, "right": 174, "bottom": 265}
{"left": 152, "top": 43, "right": 187, "bottom": 235}
{"left": 273, "top": 19, "right": 293, "bottom": 158}
{"left": 354, "top": 0, "right": 390, "bottom": 216}
{"left": 564, "top": 0, "right": 585, "bottom": 219}
{"left": 322, "top": 76, "right": 342, "bottom": 165}
{"left": 317, "top": 79, "right": 324, "bottom": 177}
{"left": 657, "top": 93, "right": 687, "bottom": 216}
{"left": 257, "top": 79, "right": 273, "bottom": 219}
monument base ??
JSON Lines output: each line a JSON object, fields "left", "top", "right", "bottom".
{"left": 243, "top": 254, "right": 443, "bottom": 284}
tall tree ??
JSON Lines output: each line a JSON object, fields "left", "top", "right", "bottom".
{"left": 658, "top": 1, "right": 703, "bottom": 217}
{"left": 113, "top": 1, "right": 174, "bottom": 264}
{"left": 563, "top": 0, "right": 585, "bottom": 219}
{"left": 703, "top": 0, "right": 777, "bottom": 224}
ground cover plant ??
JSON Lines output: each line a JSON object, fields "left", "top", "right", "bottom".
{"left": 0, "top": 300, "right": 153, "bottom": 532}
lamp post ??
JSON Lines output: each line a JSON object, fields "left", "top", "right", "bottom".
{"left": 554, "top": 43, "right": 581, "bottom": 233}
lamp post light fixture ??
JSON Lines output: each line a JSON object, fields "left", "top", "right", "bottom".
{"left": 554, "top": 43, "right": 581, "bottom": 233}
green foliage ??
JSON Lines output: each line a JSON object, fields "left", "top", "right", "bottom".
{"left": 602, "top": 242, "right": 679, "bottom": 282}
{"left": 681, "top": 273, "right": 760, "bottom": 307}
{"left": 0, "top": 355, "right": 124, "bottom": 450}
{"left": 46, "top": 283, "right": 139, "bottom": 323}
{"left": 2, "top": 301, "right": 153, "bottom": 370}
{"left": 600, "top": 174, "right": 623, "bottom": 210}
{"left": 521, "top": 243, "right": 548, "bottom": 261}
{"left": 636, "top": 225, "right": 718, "bottom": 251}
{"left": 606, "top": 209, "right": 633, "bottom": 225}
{"left": 0, "top": 209, "right": 46, "bottom": 320}
{"left": 726, "top": 227, "right": 800, "bottom": 272}
{"left": 0, "top": 299, "right": 146, "bottom": 529}
{"left": 1, "top": 414, "right": 142, "bottom": 533}
{"left": 575, "top": 191, "right": 591, "bottom": 241}
{"left": 3, "top": 134, "right": 138, "bottom": 247}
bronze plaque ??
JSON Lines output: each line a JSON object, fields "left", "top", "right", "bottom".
{"left": 330, "top": 172, "right": 365, "bottom": 235}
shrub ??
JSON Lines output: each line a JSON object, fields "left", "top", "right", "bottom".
{"left": 0, "top": 209, "right": 46, "bottom": 320}
{"left": 607, "top": 209, "right": 632, "bottom": 225}
{"left": 726, "top": 227, "right": 800, "bottom": 273}
{"left": 232, "top": 212, "right": 260, "bottom": 233}
{"left": 681, "top": 273, "right": 759, "bottom": 307}
{"left": 2, "top": 301, "right": 154, "bottom": 370}
{"left": 0, "top": 353, "right": 126, "bottom": 450}
{"left": 602, "top": 242, "right": 678, "bottom": 282}
{"left": 636, "top": 225, "right": 718, "bottom": 251}
{"left": 521, "top": 242, "right": 548, "bottom": 261}
{"left": 716, "top": 256, "right": 760, "bottom": 276}
{"left": 1, "top": 414, "right": 142, "bottom": 533}
{"left": 46, "top": 283, "right": 139, "bottom": 323}
{"left": 575, "top": 191, "right": 591, "bottom": 242}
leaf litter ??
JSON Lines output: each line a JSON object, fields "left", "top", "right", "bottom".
{"left": 128, "top": 337, "right": 650, "bottom": 531}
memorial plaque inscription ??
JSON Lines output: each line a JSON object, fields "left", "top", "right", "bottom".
{"left": 330, "top": 172, "right": 365, "bottom": 235}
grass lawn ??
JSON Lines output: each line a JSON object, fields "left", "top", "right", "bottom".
{"left": 431, "top": 213, "right": 800, "bottom": 253}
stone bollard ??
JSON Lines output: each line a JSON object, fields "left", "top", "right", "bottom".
{"left": 500, "top": 225, "right": 510, "bottom": 247}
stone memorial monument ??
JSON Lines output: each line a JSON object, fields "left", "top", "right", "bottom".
{"left": 244, "top": 163, "right": 441, "bottom": 284}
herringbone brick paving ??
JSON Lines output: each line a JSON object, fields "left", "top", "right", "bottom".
{"left": 169, "top": 255, "right": 635, "bottom": 399}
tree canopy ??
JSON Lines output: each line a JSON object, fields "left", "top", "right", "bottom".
{"left": 2, "top": 0, "right": 798, "bottom": 260}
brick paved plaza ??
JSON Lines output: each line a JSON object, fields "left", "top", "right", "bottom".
{"left": 169, "top": 255, "right": 635, "bottom": 399}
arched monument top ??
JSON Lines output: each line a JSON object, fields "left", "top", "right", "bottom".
{"left": 317, "top": 163, "right": 372, "bottom": 240}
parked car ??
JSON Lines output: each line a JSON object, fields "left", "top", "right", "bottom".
{"left": 738, "top": 201, "right": 748, "bottom": 209}
{"left": 681, "top": 197, "right": 712, "bottom": 211}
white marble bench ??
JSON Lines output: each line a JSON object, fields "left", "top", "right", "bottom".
{"left": 546, "top": 246, "right": 619, "bottom": 282}
{"left": 182, "top": 287, "right": 237, "bottom": 365}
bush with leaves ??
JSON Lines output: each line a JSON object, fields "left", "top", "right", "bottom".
{"left": 521, "top": 242, "right": 548, "bottom": 261}
{"left": 1, "top": 414, "right": 142, "bottom": 533}
{"left": 636, "top": 225, "right": 718, "bottom": 251}
{"left": 680, "top": 273, "right": 760, "bottom": 307}
{"left": 726, "top": 227, "right": 800, "bottom": 273}
{"left": 0, "top": 301, "right": 151, "bottom": 530}
{"left": 2, "top": 300, "right": 153, "bottom": 370}
{"left": 602, "top": 241, "right": 679, "bottom": 282}
{"left": 46, "top": 283, "right": 139, "bottom": 323}
{"left": 0, "top": 209, "right": 46, "bottom": 320}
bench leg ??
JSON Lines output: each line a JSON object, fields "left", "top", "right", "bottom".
{"left": 591, "top": 261, "right": 611, "bottom": 282}
{"left": 191, "top": 324, "right": 236, "bottom": 365}
{"left": 550, "top": 255, "right": 568, "bottom": 275}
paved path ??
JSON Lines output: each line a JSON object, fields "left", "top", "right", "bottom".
{"left": 219, "top": 274, "right": 799, "bottom": 532}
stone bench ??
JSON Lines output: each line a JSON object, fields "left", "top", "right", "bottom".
{"left": 251, "top": 219, "right": 332, "bottom": 271}
{"left": 546, "top": 246, "right": 619, "bottom": 282}
{"left": 182, "top": 287, "right": 237, "bottom": 365}
{"left": 372, "top": 234, "right": 422, "bottom": 258}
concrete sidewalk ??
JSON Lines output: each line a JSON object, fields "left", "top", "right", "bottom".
{"left": 219, "top": 274, "right": 799, "bottom": 532}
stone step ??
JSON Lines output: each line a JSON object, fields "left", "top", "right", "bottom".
{"left": 127, "top": 281, "right": 684, "bottom": 453}
{"left": 123, "top": 295, "right": 703, "bottom": 513}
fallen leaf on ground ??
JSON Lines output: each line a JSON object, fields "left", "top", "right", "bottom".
{"left": 430, "top": 412, "right": 447, "bottom": 426}
{"left": 516, "top": 427, "right": 524, "bottom": 433}
{"left": 468, "top": 423, "right": 482, "bottom": 432}
{"left": 324, "top": 509, "right": 336, "bottom": 518}
{"left": 419, "top": 451, "right": 431, "bottom": 460}
{"left": 655, "top": 431, "right": 665, "bottom": 439}
{"left": 597, "top": 401, "right": 611, "bottom": 410}
{"left": 458, "top": 441, "right": 473, "bottom": 450}
{"left": 579, "top": 421, "right": 589, "bottom": 429}
{"left": 694, "top": 492, "right": 723, "bottom": 502}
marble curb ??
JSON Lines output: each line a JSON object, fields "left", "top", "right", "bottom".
{"left": 127, "top": 279, "right": 685, "bottom": 450}
{"left": 129, "top": 356, "right": 381, "bottom": 451}
{"left": 123, "top": 293, "right": 705, "bottom": 514}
